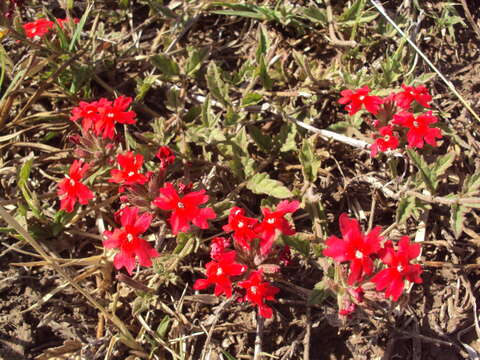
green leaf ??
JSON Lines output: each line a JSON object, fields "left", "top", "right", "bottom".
{"left": 308, "top": 279, "right": 332, "bottom": 306}
{"left": 451, "top": 204, "right": 467, "bottom": 239}
{"left": 339, "top": 0, "right": 365, "bottom": 22}
{"left": 302, "top": 7, "right": 327, "bottom": 25}
{"left": 407, "top": 149, "right": 436, "bottom": 192}
{"left": 396, "top": 196, "right": 417, "bottom": 224}
{"left": 69, "top": 4, "right": 92, "bottom": 51}
{"left": 463, "top": 172, "right": 480, "bottom": 194}
{"left": 284, "top": 235, "right": 310, "bottom": 257}
{"left": 156, "top": 316, "right": 171, "bottom": 339}
{"left": 206, "top": 62, "right": 230, "bottom": 106}
{"left": 279, "top": 123, "right": 297, "bottom": 152}
{"left": 299, "top": 138, "right": 320, "bottom": 183}
{"left": 248, "top": 125, "right": 272, "bottom": 153}
{"left": 432, "top": 152, "right": 455, "bottom": 180}
{"left": 241, "top": 92, "right": 263, "bottom": 107}
{"left": 256, "top": 24, "right": 270, "bottom": 62}
{"left": 246, "top": 173, "right": 293, "bottom": 199}
{"left": 185, "top": 46, "right": 208, "bottom": 77}
{"left": 257, "top": 55, "right": 273, "bottom": 90}
{"left": 151, "top": 54, "right": 180, "bottom": 76}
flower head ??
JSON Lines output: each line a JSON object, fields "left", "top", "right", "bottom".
{"left": 94, "top": 96, "right": 137, "bottom": 139}
{"left": 57, "top": 160, "right": 94, "bottom": 212}
{"left": 370, "top": 125, "right": 399, "bottom": 156}
{"left": 109, "top": 151, "right": 148, "bottom": 186}
{"left": 210, "top": 237, "right": 231, "bottom": 261}
{"left": 255, "top": 200, "right": 299, "bottom": 255}
{"left": 153, "top": 183, "right": 216, "bottom": 234}
{"left": 193, "top": 251, "right": 246, "bottom": 298}
{"left": 395, "top": 84, "right": 432, "bottom": 109}
{"left": 371, "top": 236, "right": 423, "bottom": 301}
{"left": 222, "top": 207, "right": 258, "bottom": 251}
{"left": 23, "top": 18, "right": 54, "bottom": 38}
{"left": 103, "top": 207, "right": 159, "bottom": 275}
{"left": 156, "top": 146, "right": 175, "bottom": 170}
{"left": 323, "top": 213, "right": 382, "bottom": 285}
{"left": 393, "top": 111, "right": 442, "bottom": 148}
{"left": 70, "top": 99, "right": 110, "bottom": 134}
{"left": 238, "top": 270, "right": 280, "bottom": 318}
{"left": 338, "top": 86, "right": 383, "bottom": 115}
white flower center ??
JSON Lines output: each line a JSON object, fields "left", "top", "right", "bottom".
{"left": 107, "top": 112, "right": 115, "bottom": 119}
{"left": 216, "top": 268, "right": 223, "bottom": 276}
{"left": 413, "top": 121, "right": 419, "bottom": 128}
{"left": 355, "top": 250, "right": 363, "bottom": 259}
{"left": 31, "top": 28, "right": 37, "bottom": 34}
{"left": 128, "top": 171, "right": 135, "bottom": 176}
{"left": 384, "top": 135, "right": 390, "bottom": 141}
{"left": 177, "top": 202, "right": 184, "bottom": 209}
{"left": 250, "top": 286, "right": 257, "bottom": 294}
{"left": 127, "top": 233, "right": 133, "bottom": 242}
{"left": 69, "top": 179, "right": 76, "bottom": 186}
{"left": 359, "top": 95, "right": 365, "bottom": 101}
{"left": 397, "top": 265, "right": 404, "bottom": 272}
{"left": 237, "top": 221, "right": 244, "bottom": 228}
{"left": 234, "top": 209, "right": 242, "bottom": 215}
{"left": 267, "top": 218, "right": 275, "bottom": 224}
{"left": 87, "top": 110, "right": 94, "bottom": 115}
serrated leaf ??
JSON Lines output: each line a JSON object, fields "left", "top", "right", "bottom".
{"left": 463, "top": 173, "right": 480, "bottom": 194}
{"left": 407, "top": 149, "right": 437, "bottom": 192}
{"left": 206, "top": 62, "right": 230, "bottom": 106}
{"left": 246, "top": 173, "right": 293, "bottom": 199}
{"left": 185, "top": 46, "right": 208, "bottom": 76}
{"left": 432, "top": 152, "right": 455, "bottom": 179}
{"left": 396, "top": 196, "right": 417, "bottom": 224}
{"left": 248, "top": 125, "right": 272, "bottom": 152}
{"left": 279, "top": 123, "right": 297, "bottom": 152}
{"left": 299, "top": 138, "right": 320, "bottom": 183}
{"left": 151, "top": 54, "right": 180, "bottom": 76}
{"left": 451, "top": 204, "right": 467, "bottom": 239}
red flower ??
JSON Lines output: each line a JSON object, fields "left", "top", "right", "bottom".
{"left": 323, "top": 213, "right": 382, "bottom": 285}
{"left": 371, "top": 236, "right": 423, "bottom": 301}
{"left": 156, "top": 146, "right": 175, "bottom": 170}
{"left": 193, "top": 251, "right": 246, "bottom": 298}
{"left": 338, "top": 86, "right": 383, "bottom": 115}
{"left": 103, "top": 207, "right": 159, "bottom": 275}
{"left": 94, "top": 96, "right": 137, "bottom": 139}
{"left": 109, "top": 151, "right": 148, "bottom": 186}
{"left": 395, "top": 84, "right": 432, "bottom": 109}
{"left": 70, "top": 99, "right": 110, "bottom": 133}
{"left": 238, "top": 270, "right": 280, "bottom": 318}
{"left": 57, "top": 160, "right": 94, "bottom": 212}
{"left": 255, "top": 200, "right": 299, "bottom": 255}
{"left": 222, "top": 207, "right": 258, "bottom": 251}
{"left": 370, "top": 125, "right": 399, "bottom": 156}
{"left": 23, "top": 18, "right": 54, "bottom": 38}
{"left": 393, "top": 111, "right": 442, "bottom": 148}
{"left": 210, "top": 237, "right": 231, "bottom": 260}
{"left": 153, "top": 183, "right": 216, "bottom": 234}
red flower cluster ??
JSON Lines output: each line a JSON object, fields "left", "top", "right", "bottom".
{"left": 223, "top": 200, "right": 299, "bottom": 256}
{"left": 324, "top": 213, "right": 423, "bottom": 303}
{"left": 70, "top": 96, "right": 136, "bottom": 139}
{"left": 194, "top": 201, "right": 298, "bottom": 318}
{"left": 57, "top": 160, "right": 94, "bottom": 212}
{"left": 103, "top": 206, "right": 159, "bottom": 275}
{"left": 338, "top": 84, "right": 442, "bottom": 156}
{"left": 156, "top": 146, "right": 176, "bottom": 170}
{"left": 153, "top": 183, "right": 216, "bottom": 235}
{"left": 23, "top": 17, "right": 78, "bottom": 39}
{"left": 109, "top": 151, "right": 148, "bottom": 187}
